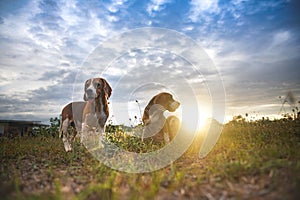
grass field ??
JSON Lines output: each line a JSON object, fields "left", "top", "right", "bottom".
{"left": 1, "top": 119, "right": 300, "bottom": 200}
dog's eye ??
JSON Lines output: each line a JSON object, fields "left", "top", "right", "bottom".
{"left": 96, "top": 83, "right": 101, "bottom": 88}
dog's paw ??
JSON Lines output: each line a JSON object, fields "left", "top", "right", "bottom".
{"left": 163, "top": 132, "right": 170, "bottom": 143}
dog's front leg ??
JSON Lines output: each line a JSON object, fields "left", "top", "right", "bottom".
{"left": 163, "top": 123, "right": 170, "bottom": 144}
{"left": 62, "top": 133, "right": 72, "bottom": 152}
{"left": 81, "top": 121, "right": 91, "bottom": 144}
{"left": 96, "top": 126, "right": 105, "bottom": 148}
{"left": 163, "top": 132, "right": 170, "bottom": 144}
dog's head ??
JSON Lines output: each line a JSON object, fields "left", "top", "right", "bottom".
{"left": 152, "top": 92, "right": 180, "bottom": 112}
{"left": 142, "top": 92, "right": 180, "bottom": 125}
{"left": 83, "top": 78, "right": 112, "bottom": 102}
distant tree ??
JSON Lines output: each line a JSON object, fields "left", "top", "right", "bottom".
{"left": 232, "top": 115, "right": 245, "bottom": 123}
{"left": 49, "top": 117, "right": 60, "bottom": 137}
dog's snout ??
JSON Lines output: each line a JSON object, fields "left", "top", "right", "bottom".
{"left": 169, "top": 100, "right": 180, "bottom": 111}
{"left": 174, "top": 101, "right": 180, "bottom": 108}
{"left": 86, "top": 89, "right": 93, "bottom": 96}
{"left": 85, "top": 89, "right": 95, "bottom": 99}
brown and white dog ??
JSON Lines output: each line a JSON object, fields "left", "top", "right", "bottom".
{"left": 59, "top": 101, "right": 86, "bottom": 151}
{"left": 81, "top": 78, "right": 112, "bottom": 148}
{"left": 142, "top": 92, "right": 180, "bottom": 144}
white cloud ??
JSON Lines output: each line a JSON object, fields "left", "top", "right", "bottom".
{"left": 74, "top": 28, "right": 223, "bottom": 125}
{"left": 182, "top": 26, "right": 194, "bottom": 32}
{"left": 146, "top": 0, "right": 172, "bottom": 16}
{"left": 106, "top": 15, "right": 119, "bottom": 22}
{"left": 188, "top": 0, "right": 220, "bottom": 22}
{"left": 0, "top": 0, "right": 119, "bottom": 121}
{"left": 0, "top": 0, "right": 298, "bottom": 124}
{"left": 107, "top": 0, "right": 128, "bottom": 13}
{"left": 272, "top": 30, "right": 291, "bottom": 46}
{"left": 0, "top": 0, "right": 115, "bottom": 77}
{"left": 0, "top": 1, "right": 40, "bottom": 40}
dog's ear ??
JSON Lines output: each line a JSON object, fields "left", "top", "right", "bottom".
{"left": 83, "top": 80, "right": 88, "bottom": 101}
{"left": 142, "top": 109, "right": 150, "bottom": 125}
{"left": 102, "top": 78, "right": 112, "bottom": 99}
{"left": 83, "top": 94, "right": 88, "bottom": 101}
{"left": 142, "top": 95, "right": 156, "bottom": 125}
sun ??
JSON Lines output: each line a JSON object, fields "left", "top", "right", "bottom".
{"left": 170, "top": 102, "right": 211, "bottom": 134}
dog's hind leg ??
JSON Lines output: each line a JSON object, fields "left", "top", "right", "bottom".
{"left": 59, "top": 118, "right": 63, "bottom": 138}
{"left": 62, "top": 118, "right": 72, "bottom": 152}
{"left": 68, "top": 121, "right": 77, "bottom": 151}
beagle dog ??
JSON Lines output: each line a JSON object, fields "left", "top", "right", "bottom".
{"left": 142, "top": 92, "right": 180, "bottom": 144}
{"left": 59, "top": 101, "right": 86, "bottom": 152}
{"left": 81, "top": 78, "right": 112, "bottom": 148}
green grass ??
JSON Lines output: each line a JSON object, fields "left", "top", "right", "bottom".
{"left": 0, "top": 119, "right": 300, "bottom": 199}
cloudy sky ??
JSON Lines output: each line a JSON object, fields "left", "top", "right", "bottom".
{"left": 0, "top": 0, "right": 299, "bottom": 125}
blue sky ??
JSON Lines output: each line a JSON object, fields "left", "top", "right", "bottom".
{"left": 0, "top": 0, "right": 299, "bottom": 125}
